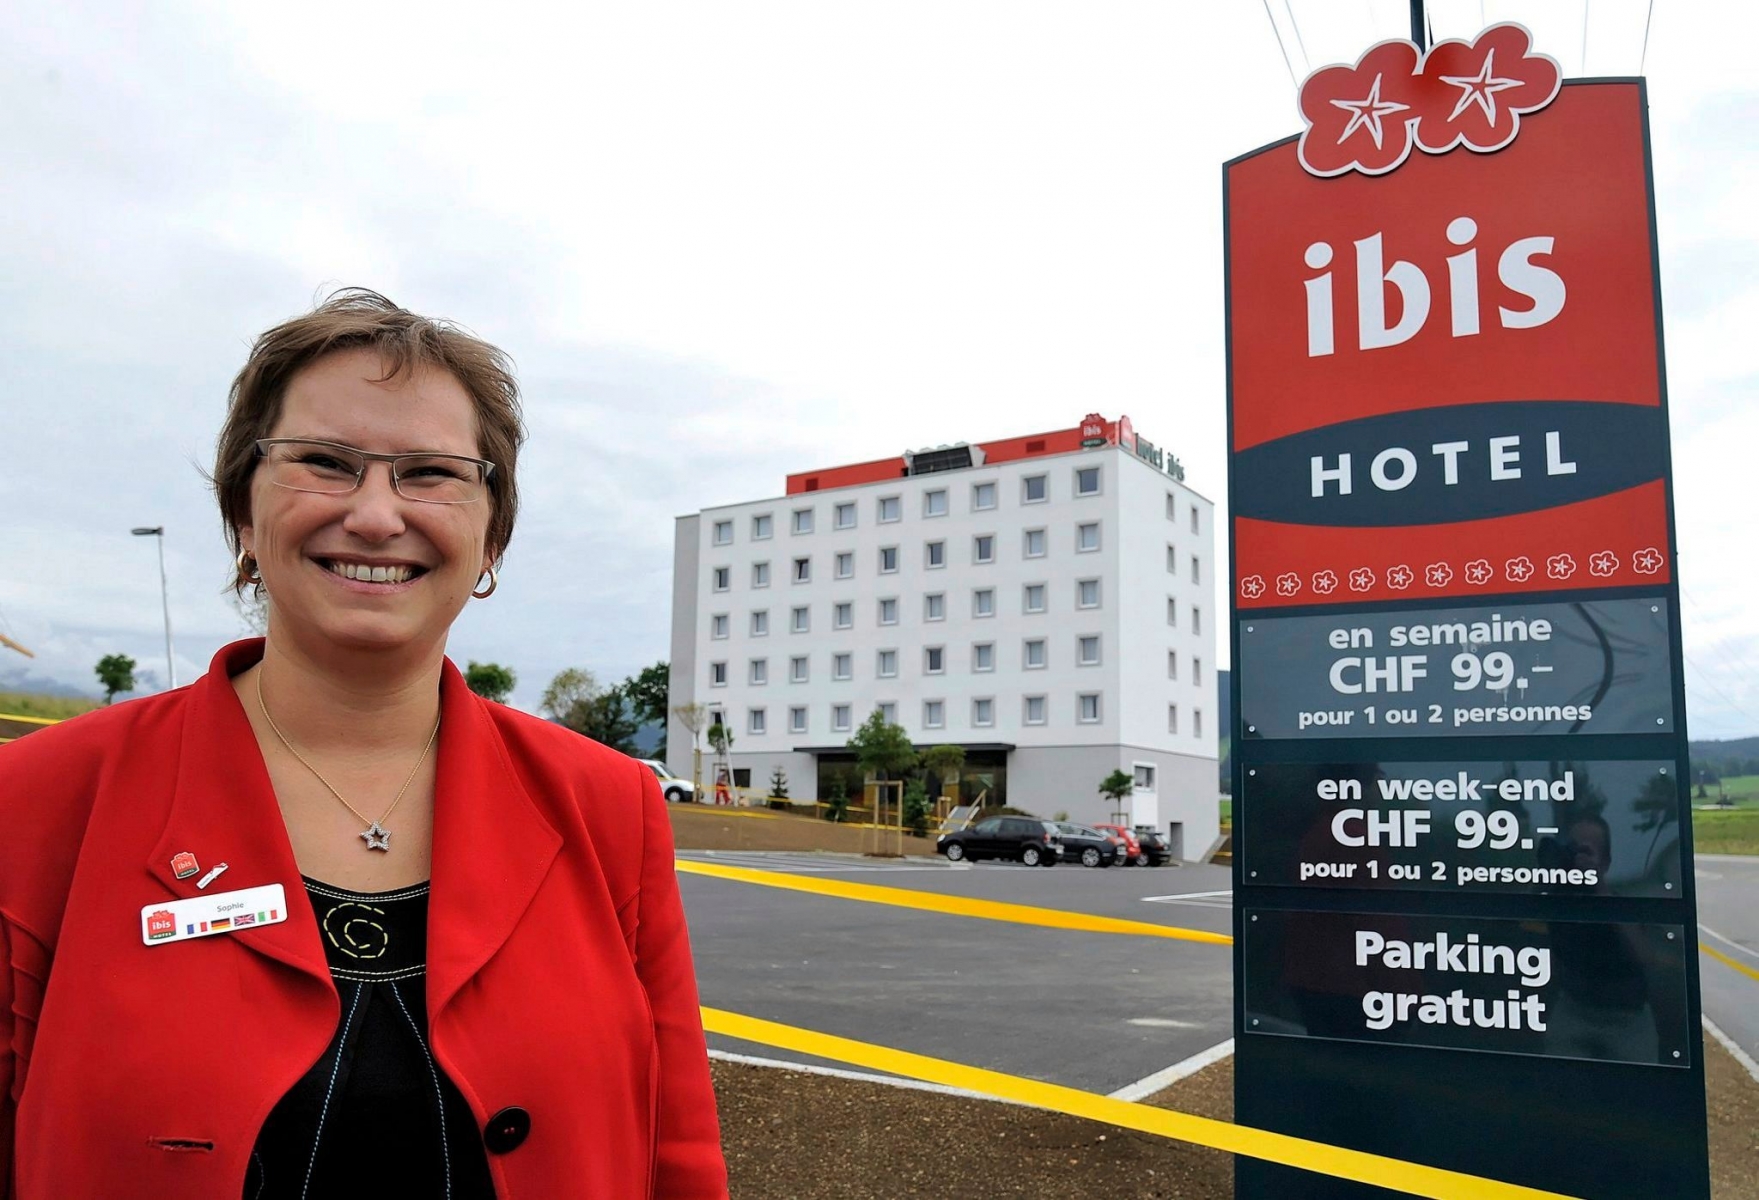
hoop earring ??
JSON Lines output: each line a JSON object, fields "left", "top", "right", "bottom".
{"left": 472, "top": 564, "right": 499, "bottom": 599}
{"left": 235, "top": 549, "right": 262, "bottom": 587}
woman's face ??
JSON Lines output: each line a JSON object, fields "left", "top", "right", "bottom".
{"left": 239, "top": 347, "right": 494, "bottom": 658}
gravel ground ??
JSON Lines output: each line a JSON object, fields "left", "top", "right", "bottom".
{"left": 713, "top": 1038, "right": 1759, "bottom": 1198}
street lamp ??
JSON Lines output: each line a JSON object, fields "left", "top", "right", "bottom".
{"left": 130, "top": 527, "right": 177, "bottom": 689}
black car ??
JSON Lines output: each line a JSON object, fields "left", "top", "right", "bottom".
{"left": 1132, "top": 826, "right": 1173, "bottom": 866}
{"left": 937, "top": 816, "right": 1063, "bottom": 866}
{"left": 1052, "top": 822, "right": 1123, "bottom": 868}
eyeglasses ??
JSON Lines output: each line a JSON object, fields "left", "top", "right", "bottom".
{"left": 254, "top": 439, "right": 496, "bottom": 505}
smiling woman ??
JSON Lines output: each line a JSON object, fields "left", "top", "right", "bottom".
{"left": 0, "top": 290, "right": 728, "bottom": 1199}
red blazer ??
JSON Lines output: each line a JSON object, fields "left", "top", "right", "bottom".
{"left": 0, "top": 640, "right": 728, "bottom": 1198}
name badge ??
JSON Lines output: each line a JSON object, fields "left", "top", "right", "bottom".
{"left": 141, "top": 884, "right": 288, "bottom": 946}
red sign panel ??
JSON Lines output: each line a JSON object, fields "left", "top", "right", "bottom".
{"left": 1228, "top": 29, "right": 1669, "bottom": 609}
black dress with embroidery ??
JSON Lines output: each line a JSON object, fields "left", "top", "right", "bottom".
{"left": 246, "top": 878, "right": 497, "bottom": 1199}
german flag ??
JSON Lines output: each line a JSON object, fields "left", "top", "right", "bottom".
{"left": 210, "top": 918, "right": 231, "bottom": 932}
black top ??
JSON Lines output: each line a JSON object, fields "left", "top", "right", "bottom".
{"left": 246, "top": 878, "right": 497, "bottom": 1200}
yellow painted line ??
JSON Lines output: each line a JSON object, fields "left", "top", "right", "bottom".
{"left": 670, "top": 806, "right": 781, "bottom": 821}
{"left": 0, "top": 712, "right": 63, "bottom": 726}
{"left": 701, "top": 1006, "right": 1576, "bottom": 1200}
{"left": 1702, "top": 941, "right": 1759, "bottom": 984}
{"left": 674, "top": 859, "right": 1231, "bottom": 945}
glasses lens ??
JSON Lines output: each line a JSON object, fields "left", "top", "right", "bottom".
{"left": 267, "top": 442, "right": 364, "bottom": 493}
{"left": 394, "top": 456, "right": 484, "bottom": 504}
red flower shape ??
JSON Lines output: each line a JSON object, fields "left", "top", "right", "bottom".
{"left": 1276, "top": 572, "right": 1302, "bottom": 597}
{"left": 1298, "top": 41, "right": 1422, "bottom": 177}
{"left": 1386, "top": 564, "right": 1414, "bottom": 590}
{"left": 1425, "top": 562, "right": 1453, "bottom": 588}
{"left": 1347, "top": 567, "right": 1376, "bottom": 592}
{"left": 1464, "top": 558, "right": 1493, "bottom": 586}
{"left": 1312, "top": 570, "right": 1340, "bottom": 595}
{"left": 1632, "top": 547, "right": 1665, "bottom": 575}
{"left": 1240, "top": 575, "right": 1266, "bottom": 600}
{"left": 1504, "top": 555, "right": 1535, "bottom": 583}
{"left": 1409, "top": 24, "right": 1561, "bottom": 157}
{"left": 1546, "top": 553, "right": 1576, "bottom": 581}
{"left": 1589, "top": 550, "right": 1619, "bottom": 577}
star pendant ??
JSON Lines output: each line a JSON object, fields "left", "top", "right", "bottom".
{"left": 360, "top": 821, "right": 392, "bottom": 852}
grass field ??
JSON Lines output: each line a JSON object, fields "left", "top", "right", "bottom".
{"left": 1694, "top": 808, "right": 1759, "bottom": 856}
{"left": 1702, "top": 774, "right": 1759, "bottom": 805}
{"left": 0, "top": 691, "right": 98, "bottom": 720}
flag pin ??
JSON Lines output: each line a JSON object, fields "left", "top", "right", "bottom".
{"left": 195, "top": 863, "right": 229, "bottom": 890}
{"left": 171, "top": 851, "right": 200, "bottom": 880}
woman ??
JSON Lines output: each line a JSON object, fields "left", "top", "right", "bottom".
{"left": 0, "top": 290, "right": 729, "bottom": 1198}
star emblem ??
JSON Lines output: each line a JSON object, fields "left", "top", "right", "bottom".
{"left": 1240, "top": 575, "right": 1266, "bottom": 600}
{"left": 1632, "top": 547, "right": 1665, "bottom": 575}
{"left": 1505, "top": 555, "right": 1535, "bottom": 583}
{"left": 1464, "top": 558, "right": 1493, "bottom": 586}
{"left": 1386, "top": 565, "right": 1414, "bottom": 591}
{"left": 1439, "top": 48, "right": 1523, "bottom": 125}
{"left": 1330, "top": 72, "right": 1411, "bottom": 149}
{"left": 1425, "top": 562, "right": 1453, "bottom": 588}
{"left": 360, "top": 821, "right": 392, "bottom": 852}
{"left": 1589, "top": 550, "right": 1619, "bottom": 577}
{"left": 1348, "top": 567, "right": 1376, "bottom": 593}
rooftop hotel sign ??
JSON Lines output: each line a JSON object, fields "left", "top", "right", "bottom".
{"left": 1225, "top": 25, "right": 1707, "bottom": 1200}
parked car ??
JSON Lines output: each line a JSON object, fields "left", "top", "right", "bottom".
{"left": 1092, "top": 823, "right": 1145, "bottom": 866}
{"left": 937, "top": 816, "right": 1063, "bottom": 866}
{"left": 636, "top": 758, "right": 697, "bottom": 803}
{"left": 1052, "top": 822, "right": 1124, "bottom": 868}
{"left": 1132, "top": 826, "right": 1174, "bottom": 866}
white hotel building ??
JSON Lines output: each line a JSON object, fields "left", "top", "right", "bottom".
{"left": 667, "top": 414, "right": 1219, "bottom": 858}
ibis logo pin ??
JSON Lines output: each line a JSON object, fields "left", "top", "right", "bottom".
{"left": 170, "top": 852, "right": 200, "bottom": 880}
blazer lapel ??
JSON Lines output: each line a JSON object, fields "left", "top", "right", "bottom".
{"left": 145, "top": 639, "right": 333, "bottom": 990}
{"left": 426, "top": 660, "right": 562, "bottom": 1020}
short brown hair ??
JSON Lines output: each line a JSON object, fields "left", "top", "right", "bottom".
{"left": 215, "top": 288, "right": 525, "bottom": 591}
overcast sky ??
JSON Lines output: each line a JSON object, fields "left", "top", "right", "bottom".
{"left": 3, "top": 1, "right": 1755, "bottom": 738}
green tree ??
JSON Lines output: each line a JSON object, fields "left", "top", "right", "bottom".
{"left": 706, "top": 720, "right": 734, "bottom": 758}
{"left": 540, "top": 667, "right": 600, "bottom": 721}
{"left": 768, "top": 765, "right": 789, "bottom": 800}
{"left": 625, "top": 661, "right": 670, "bottom": 757}
{"left": 1099, "top": 768, "right": 1135, "bottom": 815}
{"left": 922, "top": 744, "right": 966, "bottom": 801}
{"left": 95, "top": 654, "right": 136, "bottom": 705}
{"left": 464, "top": 661, "right": 517, "bottom": 703}
{"left": 823, "top": 773, "right": 850, "bottom": 823}
{"left": 902, "top": 776, "right": 931, "bottom": 838}
{"left": 560, "top": 685, "right": 641, "bottom": 753}
{"left": 848, "top": 708, "right": 918, "bottom": 784}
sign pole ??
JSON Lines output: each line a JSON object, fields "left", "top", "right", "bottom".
{"left": 1409, "top": 0, "right": 1427, "bottom": 50}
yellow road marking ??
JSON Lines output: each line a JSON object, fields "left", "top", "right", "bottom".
{"left": 701, "top": 1006, "right": 1577, "bottom": 1200}
{"left": 675, "top": 859, "right": 1231, "bottom": 944}
{"left": 1702, "top": 941, "right": 1759, "bottom": 984}
{"left": 670, "top": 806, "right": 781, "bottom": 821}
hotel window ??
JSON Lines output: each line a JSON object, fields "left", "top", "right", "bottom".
{"left": 832, "top": 704, "right": 852, "bottom": 732}
{"left": 924, "top": 645, "right": 945, "bottom": 674}
{"left": 1194, "top": 657, "right": 1204, "bottom": 686}
{"left": 1077, "top": 635, "right": 1100, "bottom": 666}
{"left": 1077, "top": 578, "right": 1100, "bottom": 609}
{"left": 1022, "top": 474, "right": 1047, "bottom": 503}
{"left": 1191, "top": 555, "right": 1201, "bottom": 585}
{"left": 972, "top": 481, "right": 997, "bottom": 510}
{"left": 790, "top": 655, "right": 809, "bottom": 683}
{"left": 792, "top": 508, "right": 814, "bottom": 535}
{"left": 708, "top": 708, "right": 724, "bottom": 729}
{"left": 792, "top": 557, "right": 811, "bottom": 583}
{"left": 1167, "top": 597, "right": 1177, "bottom": 627}
{"left": 712, "top": 520, "right": 733, "bottom": 546}
{"left": 1024, "top": 584, "right": 1046, "bottom": 613}
{"left": 973, "top": 534, "right": 994, "bottom": 564}
{"left": 1193, "top": 606, "right": 1202, "bottom": 635}
{"left": 832, "top": 653, "right": 852, "bottom": 680}
{"left": 791, "top": 606, "right": 809, "bottom": 633}
{"left": 1134, "top": 763, "right": 1157, "bottom": 790}
{"left": 790, "top": 706, "right": 808, "bottom": 734}
{"left": 923, "top": 489, "right": 948, "bottom": 518}
{"left": 878, "top": 597, "right": 899, "bottom": 625}
{"left": 1169, "top": 704, "right": 1179, "bottom": 734}
{"left": 1167, "top": 544, "right": 1178, "bottom": 573}
{"left": 710, "top": 662, "right": 727, "bottom": 686}
{"left": 923, "top": 699, "right": 945, "bottom": 729}
{"left": 877, "top": 649, "right": 898, "bottom": 678}
{"left": 1076, "top": 522, "right": 1100, "bottom": 553}
{"left": 972, "top": 588, "right": 995, "bottom": 618}
{"left": 1167, "top": 650, "right": 1178, "bottom": 680}
{"left": 752, "top": 513, "right": 773, "bottom": 540}
{"left": 972, "top": 642, "right": 995, "bottom": 672}
{"left": 1023, "top": 695, "right": 1047, "bottom": 725}
{"left": 924, "top": 593, "right": 946, "bottom": 621}
{"left": 711, "top": 613, "right": 729, "bottom": 639}
{"left": 1075, "top": 466, "right": 1100, "bottom": 496}
{"left": 1191, "top": 507, "right": 1200, "bottom": 535}
{"left": 877, "top": 702, "right": 897, "bottom": 724}
{"left": 1195, "top": 708, "right": 1203, "bottom": 737}
{"left": 834, "top": 501, "right": 857, "bottom": 530}
{"left": 879, "top": 545, "right": 899, "bottom": 573}
{"left": 925, "top": 540, "right": 946, "bottom": 569}
{"left": 749, "top": 658, "right": 768, "bottom": 686}
{"left": 972, "top": 697, "right": 995, "bottom": 727}
{"left": 835, "top": 550, "right": 854, "bottom": 579}
{"left": 748, "top": 708, "right": 766, "bottom": 735}
{"left": 1078, "top": 692, "right": 1101, "bottom": 723}
{"left": 752, "top": 561, "right": 770, "bottom": 588}
{"left": 1023, "top": 528, "right": 1046, "bottom": 558}
{"left": 1166, "top": 493, "right": 1177, "bottom": 521}
{"left": 834, "top": 602, "right": 853, "bottom": 629}
{"left": 878, "top": 495, "right": 901, "bottom": 523}
{"left": 712, "top": 566, "right": 730, "bottom": 592}
{"left": 1023, "top": 638, "right": 1046, "bottom": 669}
{"left": 750, "top": 610, "right": 769, "bottom": 636}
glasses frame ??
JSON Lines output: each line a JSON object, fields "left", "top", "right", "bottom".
{"left": 254, "top": 438, "right": 497, "bottom": 504}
